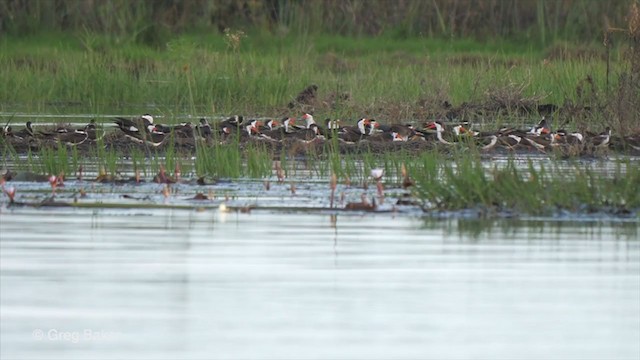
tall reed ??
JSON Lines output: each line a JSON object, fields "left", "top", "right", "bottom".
{"left": 0, "top": 0, "right": 628, "bottom": 45}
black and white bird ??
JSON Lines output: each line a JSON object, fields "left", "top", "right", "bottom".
{"left": 113, "top": 114, "right": 156, "bottom": 143}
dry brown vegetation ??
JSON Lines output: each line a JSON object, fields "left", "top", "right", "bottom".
{"left": 0, "top": 0, "right": 630, "bottom": 44}
{"left": 599, "top": 2, "right": 640, "bottom": 136}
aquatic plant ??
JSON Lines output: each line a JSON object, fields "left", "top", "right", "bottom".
{"left": 410, "top": 151, "right": 640, "bottom": 214}
{"left": 246, "top": 143, "right": 272, "bottom": 179}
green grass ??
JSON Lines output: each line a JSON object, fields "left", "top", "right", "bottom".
{"left": 410, "top": 151, "right": 639, "bottom": 215}
{"left": 0, "top": 32, "right": 629, "bottom": 128}
{"left": 1, "top": 31, "right": 637, "bottom": 216}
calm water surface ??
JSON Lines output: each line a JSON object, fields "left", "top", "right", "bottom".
{"left": 1, "top": 208, "right": 639, "bottom": 360}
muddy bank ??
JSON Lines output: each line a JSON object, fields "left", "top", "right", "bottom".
{"left": 2, "top": 129, "right": 639, "bottom": 158}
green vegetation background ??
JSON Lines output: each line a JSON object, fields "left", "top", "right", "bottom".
{"left": 0, "top": 0, "right": 637, "bottom": 132}
{"left": 1, "top": 1, "right": 638, "bottom": 214}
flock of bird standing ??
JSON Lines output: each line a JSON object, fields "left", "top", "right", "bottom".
{"left": 2, "top": 113, "right": 639, "bottom": 153}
